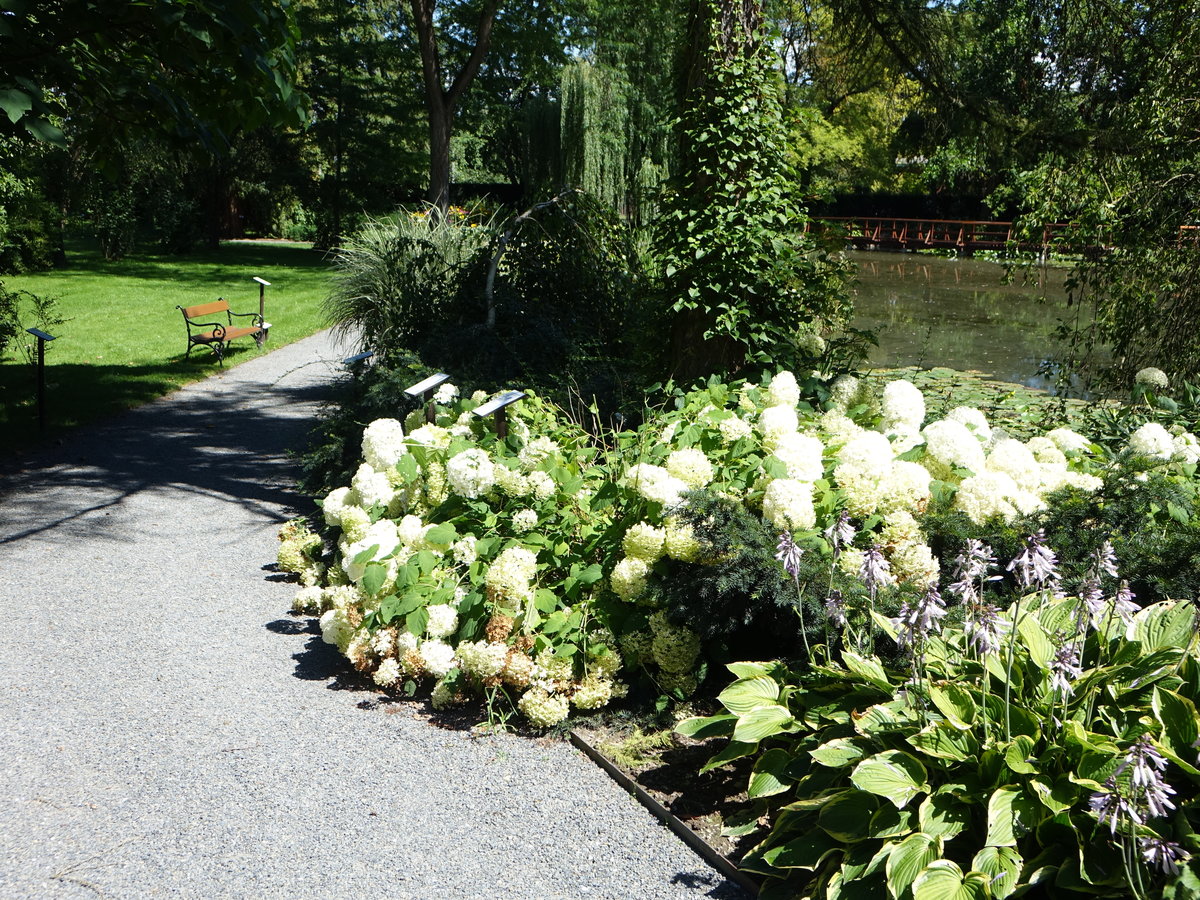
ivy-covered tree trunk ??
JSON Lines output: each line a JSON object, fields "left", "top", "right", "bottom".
{"left": 660, "top": 0, "right": 848, "bottom": 382}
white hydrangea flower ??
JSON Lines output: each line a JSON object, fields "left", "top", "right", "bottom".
{"left": 518, "top": 688, "right": 570, "bottom": 727}
{"left": 527, "top": 470, "right": 556, "bottom": 501}
{"left": 766, "top": 371, "right": 801, "bottom": 408}
{"left": 486, "top": 547, "right": 538, "bottom": 606}
{"left": 884, "top": 424, "right": 925, "bottom": 455}
{"left": 446, "top": 448, "right": 496, "bottom": 498}
{"left": 624, "top": 463, "right": 688, "bottom": 507}
{"left": 828, "top": 374, "right": 861, "bottom": 411}
{"left": 836, "top": 463, "right": 887, "bottom": 518}
{"left": 821, "top": 409, "right": 863, "bottom": 443}
{"left": 922, "top": 419, "right": 987, "bottom": 472}
{"left": 660, "top": 421, "right": 679, "bottom": 444}
{"left": 396, "top": 630, "right": 419, "bottom": 657}
{"left": 571, "top": 676, "right": 614, "bottom": 710}
{"left": 837, "top": 431, "right": 894, "bottom": 477}
{"left": 1174, "top": 432, "right": 1200, "bottom": 464}
{"left": 758, "top": 405, "right": 799, "bottom": 446}
{"left": 434, "top": 382, "right": 459, "bottom": 404}
{"left": 889, "top": 541, "right": 940, "bottom": 587}
{"left": 796, "top": 330, "right": 826, "bottom": 357}
{"left": 623, "top": 522, "right": 666, "bottom": 562}
{"left": 1128, "top": 422, "right": 1176, "bottom": 460}
{"left": 954, "top": 471, "right": 1021, "bottom": 524}
{"left": 424, "top": 604, "right": 459, "bottom": 640}
{"left": 879, "top": 460, "right": 933, "bottom": 513}
{"left": 1026, "top": 436, "right": 1068, "bottom": 467}
{"left": 342, "top": 519, "right": 400, "bottom": 583}
{"left": 351, "top": 462, "right": 394, "bottom": 510}
{"left": 397, "top": 514, "right": 427, "bottom": 550}
{"left": 406, "top": 424, "right": 450, "bottom": 448}
{"left": 319, "top": 608, "right": 355, "bottom": 653}
{"left": 322, "top": 486, "right": 352, "bottom": 527}
{"left": 947, "top": 406, "right": 993, "bottom": 442}
{"left": 881, "top": 380, "right": 925, "bottom": 430}
{"left": 512, "top": 509, "right": 538, "bottom": 533}
{"left": 717, "top": 415, "right": 752, "bottom": 443}
{"left": 361, "top": 418, "right": 407, "bottom": 471}
{"left": 373, "top": 658, "right": 402, "bottom": 687}
{"left": 1135, "top": 367, "right": 1169, "bottom": 390}
{"left": 611, "top": 556, "right": 650, "bottom": 601}
{"left": 664, "top": 517, "right": 702, "bottom": 562}
{"left": 419, "top": 640, "right": 457, "bottom": 678}
{"left": 291, "top": 586, "right": 325, "bottom": 615}
{"left": 772, "top": 432, "right": 825, "bottom": 482}
{"left": 1047, "top": 427, "right": 1092, "bottom": 454}
{"left": 430, "top": 679, "right": 460, "bottom": 708}
{"left": 455, "top": 640, "right": 508, "bottom": 679}
{"left": 518, "top": 437, "right": 560, "bottom": 471}
{"left": 762, "top": 478, "right": 817, "bottom": 531}
{"left": 986, "top": 439, "right": 1042, "bottom": 492}
{"left": 1059, "top": 471, "right": 1104, "bottom": 492}
{"left": 666, "top": 448, "right": 714, "bottom": 488}
{"left": 494, "top": 464, "right": 529, "bottom": 497}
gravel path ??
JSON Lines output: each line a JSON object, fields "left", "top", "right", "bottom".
{"left": 0, "top": 332, "right": 747, "bottom": 900}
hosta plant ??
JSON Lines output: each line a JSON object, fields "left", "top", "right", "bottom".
{"left": 678, "top": 537, "right": 1200, "bottom": 899}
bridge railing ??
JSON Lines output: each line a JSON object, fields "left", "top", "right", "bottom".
{"left": 809, "top": 216, "right": 1084, "bottom": 252}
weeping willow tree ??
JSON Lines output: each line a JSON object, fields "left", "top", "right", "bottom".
{"left": 560, "top": 61, "right": 629, "bottom": 215}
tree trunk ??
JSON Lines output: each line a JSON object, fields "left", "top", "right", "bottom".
{"left": 410, "top": 0, "right": 501, "bottom": 215}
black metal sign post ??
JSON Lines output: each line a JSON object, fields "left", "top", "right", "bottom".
{"left": 253, "top": 276, "right": 270, "bottom": 320}
{"left": 472, "top": 390, "right": 525, "bottom": 440}
{"left": 25, "top": 327, "right": 56, "bottom": 433}
{"left": 404, "top": 372, "right": 452, "bottom": 424}
{"left": 343, "top": 351, "right": 374, "bottom": 376}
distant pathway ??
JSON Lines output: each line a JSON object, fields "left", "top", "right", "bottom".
{"left": 0, "top": 332, "right": 745, "bottom": 899}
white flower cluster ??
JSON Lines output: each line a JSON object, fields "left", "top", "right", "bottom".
{"left": 446, "top": 448, "right": 495, "bottom": 498}
{"left": 485, "top": 546, "right": 538, "bottom": 609}
{"left": 1135, "top": 367, "right": 1170, "bottom": 390}
{"left": 665, "top": 448, "right": 714, "bottom": 488}
{"left": 361, "top": 418, "right": 407, "bottom": 471}
{"left": 624, "top": 463, "right": 688, "bottom": 508}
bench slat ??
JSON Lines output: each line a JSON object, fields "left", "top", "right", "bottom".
{"left": 181, "top": 300, "right": 230, "bottom": 319}
{"left": 191, "top": 326, "right": 262, "bottom": 344}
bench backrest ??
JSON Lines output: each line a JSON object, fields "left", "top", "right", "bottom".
{"left": 180, "top": 299, "right": 230, "bottom": 320}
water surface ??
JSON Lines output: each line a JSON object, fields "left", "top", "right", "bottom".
{"left": 849, "top": 251, "right": 1076, "bottom": 392}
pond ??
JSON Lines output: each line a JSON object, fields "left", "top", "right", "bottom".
{"left": 848, "top": 250, "right": 1080, "bottom": 394}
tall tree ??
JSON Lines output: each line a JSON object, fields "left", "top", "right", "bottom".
{"left": 409, "top": 0, "right": 501, "bottom": 212}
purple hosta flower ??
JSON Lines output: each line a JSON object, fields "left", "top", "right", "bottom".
{"left": 1008, "top": 530, "right": 1060, "bottom": 592}
{"left": 1079, "top": 576, "right": 1107, "bottom": 630}
{"left": 1113, "top": 581, "right": 1138, "bottom": 624}
{"left": 775, "top": 531, "right": 804, "bottom": 578}
{"left": 964, "top": 601, "right": 1009, "bottom": 657}
{"left": 1090, "top": 777, "right": 1144, "bottom": 834}
{"left": 860, "top": 545, "right": 894, "bottom": 594}
{"left": 1119, "top": 735, "right": 1177, "bottom": 817}
{"left": 1140, "top": 836, "right": 1189, "bottom": 876}
{"left": 893, "top": 584, "right": 947, "bottom": 650}
{"left": 947, "top": 539, "right": 1000, "bottom": 605}
{"left": 825, "top": 590, "right": 847, "bottom": 628}
{"left": 1049, "top": 637, "right": 1082, "bottom": 695}
{"left": 1093, "top": 540, "right": 1120, "bottom": 580}
{"left": 824, "top": 510, "right": 856, "bottom": 559}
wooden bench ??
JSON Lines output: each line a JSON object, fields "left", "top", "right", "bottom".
{"left": 177, "top": 299, "right": 268, "bottom": 365}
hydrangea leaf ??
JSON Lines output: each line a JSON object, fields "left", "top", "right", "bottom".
{"left": 424, "top": 522, "right": 456, "bottom": 545}
{"left": 361, "top": 562, "right": 387, "bottom": 597}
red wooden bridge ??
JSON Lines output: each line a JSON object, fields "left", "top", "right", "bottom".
{"left": 810, "top": 216, "right": 1081, "bottom": 254}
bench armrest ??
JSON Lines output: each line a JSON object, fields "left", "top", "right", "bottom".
{"left": 228, "top": 310, "right": 265, "bottom": 327}
{"left": 186, "top": 320, "right": 226, "bottom": 331}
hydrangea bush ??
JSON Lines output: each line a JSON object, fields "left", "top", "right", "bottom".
{"left": 279, "top": 368, "right": 1200, "bottom": 729}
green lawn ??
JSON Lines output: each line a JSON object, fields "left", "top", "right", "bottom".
{"left": 1, "top": 239, "right": 333, "bottom": 457}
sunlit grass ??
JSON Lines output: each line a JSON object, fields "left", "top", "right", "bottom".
{"left": 1, "top": 239, "right": 332, "bottom": 457}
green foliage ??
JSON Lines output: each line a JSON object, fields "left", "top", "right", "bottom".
{"left": 656, "top": 0, "right": 850, "bottom": 379}
{"left": 0, "top": 282, "right": 63, "bottom": 363}
{"left": 324, "top": 207, "right": 496, "bottom": 358}
{"left": 682, "top": 585, "right": 1200, "bottom": 898}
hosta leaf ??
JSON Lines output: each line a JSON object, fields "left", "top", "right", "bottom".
{"left": 1133, "top": 601, "right": 1197, "bottom": 653}
{"left": 929, "top": 683, "right": 977, "bottom": 730}
{"left": 749, "top": 747, "right": 794, "bottom": 798}
{"left": 726, "top": 661, "right": 777, "bottom": 680}
{"left": 818, "top": 788, "right": 879, "bottom": 841}
{"left": 842, "top": 650, "right": 893, "bottom": 691}
{"left": 887, "top": 833, "right": 942, "bottom": 899}
{"left": 810, "top": 737, "right": 869, "bottom": 768}
{"left": 1017, "top": 613, "right": 1054, "bottom": 669}
{"left": 719, "top": 676, "right": 781, "bottom": 714}
{"left": 733, "top": 705, "right": 795, "bottom": 744}
{"left": 1029, "top": 775, "right": 1076, "bottom": 814}
{"left": 700, "top": 740, "right": 758, "bottom": 774}
{"left": 1004, "top": 736, "right": 1039, "bottom": 775}
{"left": 912, "top": 860, "right": 990, "bottom": 900}
{"left": 972, "top": 846, "right": 1021, "bottom": 899}
{"left": 675, "top": 714, "right": 736, "bottom": 739}
{"left": 761, "top": 829, "right": 839, "bottom": 870}
{"left": 986, "top": 786, "right": 1040, "bottom": 847}
{"left": 909, "top": 722, "right": 979, "bottom": 761}
{"left": 851, "top": 750, "right": 930, "bottom": 809}
{"left": 918, "top": 793, "right": 971, "bottom": 839}
{"left": 1153, "top": 688, "right": 1200, "bottom": 762}
{"left": 869, "top": 803, "right": 915, "bottom": 840}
